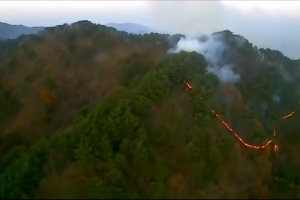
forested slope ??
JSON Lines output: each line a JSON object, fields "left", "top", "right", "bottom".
{"left": 0, "top": 20, "right": 300, "bottom": 198}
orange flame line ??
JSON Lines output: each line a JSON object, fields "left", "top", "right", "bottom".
{"left": 212, "top": 109, "right": 274, "bottom": 149}
{"left": 281, "top": 102, "right": 300, "bottom": 119}
{"left": 183, "top": 80, "right": 298, "bottom": 156}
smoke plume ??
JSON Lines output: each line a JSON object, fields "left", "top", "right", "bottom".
{"left": 146, "top": 1, "right": 300, "bottom": 59}
{"left": 169, "top": 33, "right": 240, "bottom": 83}
{"left": 273, "top": 89, "right": 282, "bottom": 103}
{"left": 273, "top": 95, "right": 281, "bottom": 103}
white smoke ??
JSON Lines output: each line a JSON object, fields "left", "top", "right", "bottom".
{"left": 273, "top": 89, "right": 282, "bottom": 103}
{"left": 273, "top": 95, "right": 281, "bottom": 103}
{"left": 208, "top": 65, "right": 240, "bottom": 83}
{"left": 146, "top": 1, "right": 300, "bottom": 59}
{"left": 169, "top": 33, "right": 241, "bottom": 83}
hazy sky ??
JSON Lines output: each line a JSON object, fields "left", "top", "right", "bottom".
{"left": 1, "top": 1, "right": 300, "bottom": 59}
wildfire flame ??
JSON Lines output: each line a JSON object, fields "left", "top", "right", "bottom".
{"left": 281, "top": 102, "right": 300, "bottom": 119}
{"left": 183, "top": 80, "right": 299, "bottom": 156}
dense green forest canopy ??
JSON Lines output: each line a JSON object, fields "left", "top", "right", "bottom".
{"left": 0, "top": 20, "right": 300, "bottom": 198}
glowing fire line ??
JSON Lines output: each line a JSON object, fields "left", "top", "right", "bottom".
{"left": 183, "top": 80, "right": 299, "bottom": 156}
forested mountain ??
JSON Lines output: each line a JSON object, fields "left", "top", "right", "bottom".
{"left": 0, "top": 22, "right": 44, "bottom": 39}
{"left": 0, "top": 21, "right": 157, "bottom": 40}
{"left": 0, "top": 20, "right": 300, "bottom": 198}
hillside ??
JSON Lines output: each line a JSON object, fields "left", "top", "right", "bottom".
{"left": 0, "top": 20, "right": 300, "bottom": 198}
{"left": 0, "top": 22, "right": 44, "bottom": 39}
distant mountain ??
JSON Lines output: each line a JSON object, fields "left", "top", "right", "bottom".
{"left": 0, "top": 22, "right": 44, "bottom": 39}
{"left": 106, "top": 22, "right": 160, "bottom": 35}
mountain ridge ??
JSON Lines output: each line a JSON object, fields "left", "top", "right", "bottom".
{"left": 0, "top": 22, "right": 44, "bottom": 39}
{"left": 106, "top": 22, "right": 161, "bottom": 34}
{"left": 0, "top": 21, "right": 160, "bottom": 40}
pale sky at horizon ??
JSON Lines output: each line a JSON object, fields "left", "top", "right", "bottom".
{"left": 1, "top": 1, "right": 300, "bottom": 27}
{"left": 1, "top": 1, "right": 300, "bottom": 59}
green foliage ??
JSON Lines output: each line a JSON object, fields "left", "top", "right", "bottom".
{"left": 0, "top": 145, "right": 27, "bottom": 173}
{"left": 140, "top": 69, "right": 171, "bottom": 101}
{"left": 43, "top": 75, "right": 57, "bottom": 89}
{"left": 0, "top": 139, "right": 49, "bottom": 198}
{"left": 0, "top": 87, "right": 17, "bottom": 118}
{"left": 23, "top": 66, "right": 42, "bottom": 83}
{"left": 21, "top": 42, "right": 37, "bottom": 60}
{"left": 119, "top": 52, "right": 151, "bottom": 86}
{"left": 7, "top": 56, "right": 18, "bottom": 72}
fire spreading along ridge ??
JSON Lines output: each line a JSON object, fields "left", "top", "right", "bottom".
{"left": 183, "top": 80, "right": 300, "bottom": 156}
